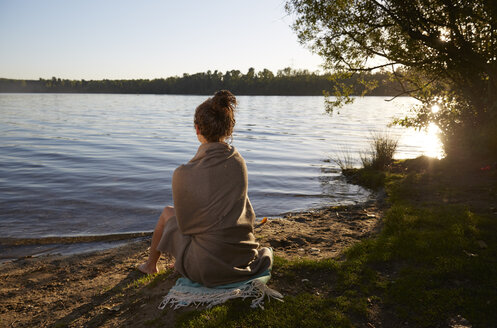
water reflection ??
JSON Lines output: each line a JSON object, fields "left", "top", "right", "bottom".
{"left": 397, "top": 123, "right": 444, "bottom": 159}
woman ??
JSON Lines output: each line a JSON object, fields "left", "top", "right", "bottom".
{"left": 138, "top": 90, "right": 272, "bottom": 287}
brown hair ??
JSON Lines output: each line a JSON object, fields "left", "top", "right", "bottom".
{"left": 194, "top": 90, "right": 237, "bottom": 142}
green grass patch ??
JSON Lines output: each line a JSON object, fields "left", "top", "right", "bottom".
{"left": 128, "top": 269, "right": 173, "bottom": 289}
{"left": 342, "top": 167, "right": 386, "bottom": 190}
{"left": 376, "top": 204, "right": 496, "bottom": 326}
{"left": 173, "top": 256, "right": 380, "bottom": 328}
{"left": 175, "top": 295, "right": 353, "bottom": 328}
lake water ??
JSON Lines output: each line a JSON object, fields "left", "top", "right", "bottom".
{"left": 0, "top": 94, "right": 443, "bottom": 241}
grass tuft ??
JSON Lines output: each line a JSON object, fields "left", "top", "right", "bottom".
{"left": 360, "top": 132, "right": 398, "bottom": 170}
{"left": 332, "top": 148, "right": 356, "bottom": 171}
{"left": 127, "top": 269, "right": 173, "bottom": 289}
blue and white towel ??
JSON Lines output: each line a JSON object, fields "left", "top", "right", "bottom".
{"left": 158, "top": 269, "right": 283, "bottom": 310}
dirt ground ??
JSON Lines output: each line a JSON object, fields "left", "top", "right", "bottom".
{"left": 0, "top": 198, "right": 383, "bottom": 328}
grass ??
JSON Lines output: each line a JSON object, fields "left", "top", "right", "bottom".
{"left": 127, "top": 269, "right": 173, "bottom": 290}
{"left": 374, "top": 169, "right": 497, "bottom": 327}
{"left": 337, "top": 132, "right": 399, "bottom": 190}
{"left": 342, "top": 167, "right": 387, "bottom": 190}
{"left": 166, "top": 157, "right": 497, "bottom": 327}
{"left": 174, "top": 256, "right": 374, "bottom": 328}
{"left": 332, "top": 148, "right": 356, "bottom": 171}
{"left": 360, "top": 132, "right": 398, "bottom": 170}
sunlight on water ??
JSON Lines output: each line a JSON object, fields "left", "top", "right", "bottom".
{"left": 396, "top": 123, "right": 445, "bottom": 159}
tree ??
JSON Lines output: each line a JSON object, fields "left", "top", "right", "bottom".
{"left": 286, "top": 0, "right": 497, "bottom": 159}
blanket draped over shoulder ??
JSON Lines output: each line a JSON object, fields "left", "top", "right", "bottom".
{"left": 157, "top": 142, "right": 272, "bottom": 287}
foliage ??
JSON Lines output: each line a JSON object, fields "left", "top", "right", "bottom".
{"left": 0, "top": 68, "right": 402, "bottom": 96}
{"left": 286, "top": 0, "right": 497, "bottom": 159}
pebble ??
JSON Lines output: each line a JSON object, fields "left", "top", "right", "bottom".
{"left": 310, "top": 248, "right": 320, "bottom": 253}
{"left": 463, "top": 250, "right": 478, "bottom": 257}
{"left": 103, "top": 305, "right": 120, "bottom": 312}
{"left": 301, "top": 278, "right": 309, "bottom": 282}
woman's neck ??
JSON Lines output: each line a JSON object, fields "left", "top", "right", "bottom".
{"left": 198, "top": 135, "right": 226, "bottom": 144}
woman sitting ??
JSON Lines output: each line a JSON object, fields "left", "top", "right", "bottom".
{"left": 138, "top": 90, "right": 272, "bottom": 287}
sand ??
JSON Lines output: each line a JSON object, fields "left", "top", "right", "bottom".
{"left": 0, "top": 198, "right": 382, "bottom": 328}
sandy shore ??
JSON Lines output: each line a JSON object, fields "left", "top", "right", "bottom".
{"left": 0, "top": 198, "right": 382, "bottom": 328}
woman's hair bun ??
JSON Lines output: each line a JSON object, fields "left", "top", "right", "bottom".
{"left": 194, "top": 90, "right": 237, "bottom": 142}
{"left": 212, "top": 90, "right": 237, "bottom": 111}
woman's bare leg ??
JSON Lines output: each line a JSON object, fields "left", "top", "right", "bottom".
{"left": 138, "top": 206, "right": 175, "bottom": 274}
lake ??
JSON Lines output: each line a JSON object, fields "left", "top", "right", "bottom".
{"left": 0, "top": 94, "right": 443, "bottom": 241}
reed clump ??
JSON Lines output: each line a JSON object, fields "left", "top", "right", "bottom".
{"left": 360, "top": 132, "right": 398, "bottom": 170}
{"left": 332, "top": 149, "right": 355, "bottom": 171}
{"left": 333, "top": 132, "right": 398, "bottom": 190}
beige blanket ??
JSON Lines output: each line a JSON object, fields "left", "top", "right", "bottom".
{"left": 157, "top": 142, "right": 272, "bottom": 287}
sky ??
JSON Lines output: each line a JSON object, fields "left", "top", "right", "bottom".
{"left": 0, "top": 0, "right": 324, "bottom": 80}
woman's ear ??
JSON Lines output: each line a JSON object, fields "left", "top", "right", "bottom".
{"left": 195, "top": 124, "right": 200, "bottom": 135}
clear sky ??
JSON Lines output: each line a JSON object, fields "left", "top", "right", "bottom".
{"left": 0, "top": 0, "right": 324, "bottom": 80}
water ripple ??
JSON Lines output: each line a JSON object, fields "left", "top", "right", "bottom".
{"left": 0, "top": 94, "right": 441, "bottom": 238}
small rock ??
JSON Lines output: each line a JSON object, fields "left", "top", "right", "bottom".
{"left": 103, "top": 305, "right": 121, "bottom": 312}
{"left": 310, "top": 247, "right": 320, "bottom": 253}
{"left": 463, "top": 250, "right": 478, "bottom": 257}
{"left": 477, "top": 240, "right": 488, "bottom": 249}
{"left": 297, "top": 248, "right": 305, "bottom": 252}
{"left": 301, "top": 279, "right": 309, "bottom": 283}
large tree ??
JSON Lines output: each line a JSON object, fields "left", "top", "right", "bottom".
{"left": 286, "top": 0, "right": 497, "bottom": 159}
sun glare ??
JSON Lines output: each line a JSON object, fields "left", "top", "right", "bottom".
{"left": 397, "top": 123, "right": 445, "bottom": 159}
{"left": 431, "top": 104, "right": 440, "bottom": 113}
{"left": 439, "top": 28, "right": 451, "bottom": 42}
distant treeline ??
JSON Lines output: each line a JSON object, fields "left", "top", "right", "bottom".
{"left": 0, "top": 68, "right": 401, "bottom": 96}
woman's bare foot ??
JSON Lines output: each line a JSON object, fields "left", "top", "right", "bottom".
{"left": 137, "top": 261, "right": 158, "bottom": 274}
